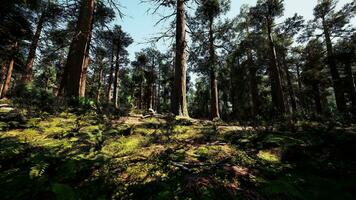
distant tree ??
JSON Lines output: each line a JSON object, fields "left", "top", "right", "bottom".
{"left": 21, "top": 1, "right": 63, "bottom": 85}
{"left": 310, "top": 0, "right": 355, "bottom": 112}
{"left": 250, "top": 0, "right": 286, "bottom": 115}
{"left": 194, "top": 0, "right": 231, "bottom": 119}
{"left": 109, "top": 25, "right": 133, "bottom": 109}
{"left": 0, "top": 0, "right": 32, "bottom": 98}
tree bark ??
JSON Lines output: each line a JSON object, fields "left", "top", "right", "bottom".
{"left": 62, "top": 0, "right": 95, "bottom": 98}
{"left": 1, "top": 59, "right": 15, "bottom": 99}
{"left": 1, "top": 42, "right": 17, "bottom": 99}
{"left": 21, "top": 12, "right": 45, "bottom": 84}
{"left": 172, "top": 0, "right": 189, "bottom": 117}
{"left": 79, "top": 11, "right": 95, "bottom": 98}
{"left": 322, "top": 18, "right": 346, "bottom": 112}
{"left": 96, "top": 64, "right": 104, "bottom": 102}
{"left": 209, "top": 17, "right": 220, "bottom": 119}
{"left": 312, "top": 82, "right": 322, "bottom": 114}
{"left": 266, "top": 20, "right": 285, "bottom": 115}
{"left": 282, "top": 52, "right": 297, "bottom": 113}
{"left": 0, "top": 61, "right": 7, "bottom": 92}
{"left": 113, "top": 39, "right": 121, "bottom": 109}
{"left": 107, "top": 39, "right": 115, "bottom": 104}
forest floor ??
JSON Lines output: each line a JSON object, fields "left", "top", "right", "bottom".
{"left": 1, "top": 104, "right": 356, "bottom": 200}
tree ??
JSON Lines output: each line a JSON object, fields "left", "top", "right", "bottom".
{"left": 61, "top": 0, "right": 96, "bottom": 98}
{"left": 311, "top": 0, "right": 355, "bottom": 112}
{"left": 302, "top": 39, "right": 329, "bottom": 114}
{"left": 145, "top": 0, "right": 190, "bottom": 116}
{"left": 21, "top": 1, "right": 62, "bottom": 85}
{"left": 109, "top": 25, "right": 133, "bottom": 109}
{"left": 173, "top": 0, "right": 189, "bottom": 117}
{"left": 250, "top": 0, "right": 286, "bottom": 115}
{"left": 0, "top": 0, "right": 32, "bottom": 98}
{"left": 194, "top": 0, "right": 231, "bottom": 119}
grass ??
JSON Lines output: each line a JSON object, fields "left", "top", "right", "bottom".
{"left": 1, "top": 109, "right": 356, "bottom": 199}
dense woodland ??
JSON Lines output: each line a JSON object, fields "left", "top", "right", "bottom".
{"left": 0, "top": 0, "right": 356, "bottom": 199}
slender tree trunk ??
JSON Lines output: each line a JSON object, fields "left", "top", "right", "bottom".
{"left": 79, "top": 53, "right": 89, "bottom": 97}
{"left": 113, "top": 40, "right": 120, "bottom": 109}
{"left": 139, "top": 82, "right": 143, "bottom": 109}
{"left": 230, "top": 58, "right": 236, "bottom": 117}
{"left": 21, "top": 12, "right": 45, "bottom": 84}
{"left": 107, "top": 40, "right": 115, "bottom": 103}
{"left": 209, "top": 18, "right": 220, "bottom": 119}
{"left": 1, "top": 42, "right": 17, "bottom": 99}
{"left": 282, "top": 52, "right": 297, "bottom": 113}
{"left": 1, "top": 59, "right": 15, "bottom": 99}
{"left": 157, "top": 67, "right": 161, "bottom": 112}
{"left": 0, "top": 61, "right": 7, "bottom": 92}
{"left": 147, "top": 73, "right": 153, "bottom": 110}
{"left": 312, "top": 82, "right": 322, "bottom": 114}
{"left": 62, "top": 0, "right": 95, "bottom": 97}
{"left": 266, "top": 20, "right": 285, "bottom": 115}
{"left": 96, "top": 64, "right": 104, "bottom": 102}
{"left": 247, "top": 49, "right": 260, "bottom": 116}
{"left": 172, "top": 0, "right": 189, "bottom": 116}
{"left": 322, "top": 18, "right": 346, "bottom": 112}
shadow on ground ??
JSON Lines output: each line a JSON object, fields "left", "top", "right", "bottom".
{"left": 1, "top": 111, "right": 356, "bottom": 199}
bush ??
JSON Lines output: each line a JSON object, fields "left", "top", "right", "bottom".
{"left": 12, "top": 84, "right": 56, "bottom": 113}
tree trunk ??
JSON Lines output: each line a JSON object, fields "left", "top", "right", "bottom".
{"left": 1, "top": 59, "right": 15, "bottom": 99}
{"left": 113, "top": 40, "right": 120, "bottom": 109}
{"left": 21, "top": 12, "right": 45, "bottom": 84}
{"left": 139, "top": 82, "right": 143, "bottom": 109}
{"left": 79, "top": 6, "right": 95, "bottom": 98}
{"left": 208, "top": 18, "right": 220, "bottom": 120}
{"left": 62, "top": 0, "right": 95, "bottom": 98}
{"left": 107, "top": 40, "right": 115, "bottom": 103}
{"left": 172, "top": 0, "right": 189, "bottom": 117}
{"left": 230, "top": 58, "right": 236, "bottom": 117}
{"left": 157, "top": 67, "right": 161, "bottom": 112}
{"left": 0, "top": 61, "right": 7, "bottom": 92}
{"left": 1, "top": 42, "right": 17, "bottom": 99}
{"left": 96, "top": 64, "right": 104, "bottom": 102}
{"left": 322, "top": 18, "right": 346, "bottom": 112}
{"left": 282, "top": 52, "right": 297, "bottom": 114}
{"left": 312, "top": 82, "right": 322, "bottom": 114}
{"left": 266, "top": 21, "right": 285, "bottom": 115}
{"left": 247, "top": 48, "right": 260, "bottom": 116}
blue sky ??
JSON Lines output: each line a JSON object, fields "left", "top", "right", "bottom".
{"left": 116, "top": 0, "right": 353, "bottom": 60}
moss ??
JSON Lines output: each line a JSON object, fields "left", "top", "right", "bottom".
{"left": 102, "top": 134, "right": 149, "bottom": 157}
{"left": 133, "top": 127, "right": 156, "bottom": 135}
{"left": 174, "top": 116, "right": 194, "bottom": 125}
{"left": 257, "top": 150, "right": 280, "bottom": 163}
{"left": 79, "top": 125, "right": 100, "bottom": 134}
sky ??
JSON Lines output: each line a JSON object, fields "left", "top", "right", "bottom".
{"left": 116, "top": 0, "right": 353, "bottom": 60}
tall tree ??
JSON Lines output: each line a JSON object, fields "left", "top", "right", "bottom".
{"left": 110, "top": 25, "right": 133, "bottom": 109}
{"left": 311, "top": 0, "right": 355, "bottom": 112}
{"left": 21, "top": 1, "right": 62, "bottom": 85}
{"left": 61, "top": 0, "right": 95, "bottom": 98}
{"left": 250, "top": 0, "right": 286, "bottom": 115}
{"left": 145, "top": 0, "right": 190, "bottom": 116}
{"left": 172, "top": 0, "right": 189, "bottom": 117}
{"left": 195, "top": 0, "right": 231, "bottom": 119}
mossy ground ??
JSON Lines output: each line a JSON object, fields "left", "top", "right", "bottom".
{"left": 1, "top": 108, "right": 356, "bottom": 200}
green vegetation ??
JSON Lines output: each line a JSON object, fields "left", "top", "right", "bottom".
{"left": 1, "top": 107, "right": 355, "bottom": 200}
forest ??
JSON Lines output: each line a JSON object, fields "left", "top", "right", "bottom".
{"left": 0, "top": 0, "right": 355, "bottom": 199}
